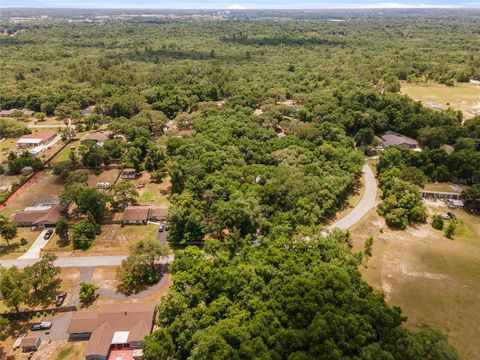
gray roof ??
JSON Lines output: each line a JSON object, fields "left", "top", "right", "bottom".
{"left": 381, "top": 131, "right": 418, "bottom": 148}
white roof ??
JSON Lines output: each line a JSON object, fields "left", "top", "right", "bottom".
{"left": 111, "top": 331, "right": 129, "bottom": 344}
{"left": 17, "top": 138, "right": 43, "bottom": 144}
{"left": 450, "top": 199, "right": 464, "bottom": 206}
{"left": 24, "top": 205, "right": 53, "bottom": 211}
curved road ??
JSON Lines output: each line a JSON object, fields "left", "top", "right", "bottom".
{"left": 0, "top": 164, "right": 377, "bottom": 269}
{"left": 326, "top": 163, "right": 378, "bottom": 232}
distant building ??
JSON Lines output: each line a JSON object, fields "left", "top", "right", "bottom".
{"left": 0, "top": 108, "right": 34, "bottom": 118}
{"left": 20, "top": 337, "right": 41, "bottom": 352}
{"left": 81, "top": 105, "right": 96, "bottom": 116}
{"left": 12, "top": 204, "right": 67, "bottom": 228}
{"left": 16, "top": 131, "right": 57, "bottom": 148}
{"left": 81, "top": 131, "right": 113, "bottom": 146}
{"left": 379, "top": 131, "right": 419, "bottom": 150}
{"left": 122, "top": 205, "right": 168, "bottom": 225}
{"left": 67, "top": 303, "right": 156, "bottom": 360}
{"left": 447, "top": 199, "right": 464, "bottom": 208}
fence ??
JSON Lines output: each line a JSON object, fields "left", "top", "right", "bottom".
{"left": 1, "top": 305, "right": 77, "bottom": 320}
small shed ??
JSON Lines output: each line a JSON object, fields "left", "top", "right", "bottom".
{"left": 21, "top": 337, "right": 41, "bottom": 352}
{"left": 121, "top": 168, "right": 136, "bottom": 179}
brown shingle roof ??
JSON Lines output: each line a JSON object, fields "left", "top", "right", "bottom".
{"left": 21, "top": 337, "right": 40, "bottom": 347}
{"left": 12, "top": 205, "right": 66, "bottom": 226}
{"left": 81, "top": 131, "right": 113, "bottom": 143}
{"left": 122, "top": 206, "right": 168, "bottom": 222}
{"left": 122, "top": 206, "right": 151, "bottom": 222}
{"left": 68, "top": 303, "right": 156, "bottom": 358}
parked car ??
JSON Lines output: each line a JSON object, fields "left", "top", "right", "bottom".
{"left": 137, "top": 183, "right": 145, "bottom": 189}
{"left": 158, "top": 224, "right": 165, "bottom": 232}
{"left": 12, "top": 333, "right": 26, "bottom": 350}
{"left": 55, "top": 291, "right": 67, "bottom": 307}
{"left": 31, "top": 321, "right": 52, "bottom": 331}
{"left": 446, "top": 212, "right": 457, "bottom": 220}
{"left": 43, "top": 229, "right": 54, "bottom": 240}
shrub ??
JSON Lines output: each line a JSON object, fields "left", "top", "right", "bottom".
{"left": 444, "top": 221, "right": 456, "bottom": 239}
{"left": 79, "top": 282, "right": 98, "bottom": 306}
{"left": 20, "top": 238, "right": 28, "bottom": 246}
{"left": 431, "top": 215, "right": 444, "bottom": 230}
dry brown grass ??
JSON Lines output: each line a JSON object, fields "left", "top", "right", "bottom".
{"left": 350, "top": 206, "right": 480, "bottom": 360}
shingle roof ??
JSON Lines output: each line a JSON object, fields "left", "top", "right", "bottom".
{"left": 68, "top": 303, "right": 156, "bottom": 358}
{"left": 122, "top": 206, "right": 168, "bottom": 222}
{"left": 12, "top": 204, "right": 66, "bottom": 225}
{"left": 21, "top": 337, "right": 40, "bottom": 347}
{"left": 17, "top": 131, "right": 57, "bottom": 143}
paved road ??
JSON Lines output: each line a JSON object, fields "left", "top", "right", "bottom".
{"left": 326, "top": 163, "right": 378, "bottom": 232}
{"left": 18, "top": 229, "right": 52, "bottom": 260}
{"left": 0, "top": 254, "right": 174, "bottom": 269}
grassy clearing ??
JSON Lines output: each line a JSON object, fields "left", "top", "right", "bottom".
{"left": 401, "top": 82, "right": 480, "bottom": 120}
{"left": 50, "top": 140, "right": 79, "bottom": 164}
{"left": 46, "top": 224, "right": 158, "bottom": 256}
{"left": 350, "top": 206, "right": 480, "bottom": 360}
{"left": 0, "top": 227, "right": 40, "bottom": 259}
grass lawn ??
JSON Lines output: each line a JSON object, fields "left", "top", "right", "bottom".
{"left": 350, "top": 206, "right": 480, "bottom": 360}
{"left": 50, "top": 140, "right": 79, "bottom": 164}
{"left": 0, "top": 227, "right": 40, "bottom": 259}
{"left": 51, "top": 342, "right": 85, "bottom": 360}
{"left": 136, "top": 173, "right": 171, "bottom": 206}
{"left": 401, "top": 82, "right": 480, "bottom": 120}
{"left": 46, "top": 224, "right": 159, "bottom": 256}
{"left": 423, "top": 182, "right": 466, "bottom": 193}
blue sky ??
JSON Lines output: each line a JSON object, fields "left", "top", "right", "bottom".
{"left": 1, "top": 0, "right": 479, "bottom": 8}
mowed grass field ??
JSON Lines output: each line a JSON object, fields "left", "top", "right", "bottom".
{"left": 350, "top": 206, "right": 480, "bottom": 360}
{"left": 401, "top": 82, "right": 480, "bottom": 120}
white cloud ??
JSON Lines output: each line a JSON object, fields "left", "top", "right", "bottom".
{"left": 227, "top": 4, "right": 247, "bottom": 9}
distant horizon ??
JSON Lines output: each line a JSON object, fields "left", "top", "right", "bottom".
{"left": 1, "top": 1, "right": 480, "bottom": 10}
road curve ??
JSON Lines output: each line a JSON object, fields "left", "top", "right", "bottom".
{"left": 0, "top": 254, "right": 174, "bottom": 269}
{"left": 327, "top": 163, "right": 378, "bottom": 232}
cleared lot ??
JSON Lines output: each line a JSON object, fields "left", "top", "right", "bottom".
{"left": 350, "top": 206, "right": 480, "bottom": 360}
{"left": 401, "top": 82, "right": 480, "bottom": 120}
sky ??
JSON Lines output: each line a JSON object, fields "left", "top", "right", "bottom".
{"left": 1, "top": 0, "right": 479, "bottom": 8}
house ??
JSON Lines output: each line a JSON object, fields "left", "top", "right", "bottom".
{"left": 67, "top": 303, "right": 156, "bottom": 360}
{"left": 120, "top": 168, "right": 136, "bottom": 179}
{"left": 0, "top": 108, "right": 34, "bottom": 118}
{"left": 81, "top": 105, "right": 96, "bottom": 116}
{"left": 12, "top": 204, "right": 67, "bottom": 228}
{"left": 20, "top": 337, "right": 41, "bottom": 352}
{"left": 379, "top": 131, "right": 419, "bottom": 150}
{"left": 81, "top": 131, "right": 113, "bottom": 146}
{"left": 122, "top": 205, "right": 168, "bottom": 225}
{"left": 447, "top": 199, "right": 464, "bottom": 208}
{"left": 16, "top": 131, "right": 57, "bottom": 148}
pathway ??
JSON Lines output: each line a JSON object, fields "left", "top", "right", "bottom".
{"left": 18, "top": 229, "right": 52, "bottom": 260}
{"left": 326, "top": 163, "right": 378, "bottom": 232}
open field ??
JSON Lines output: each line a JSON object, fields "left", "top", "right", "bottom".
{"left": 0, "top": 171, "right": 63, "bottom": 218}
{"left": 45, "top": 224, "right": 158, "bottom": 256}
{"left": 86, "top": 168, "right": 120, "bottom": 187}
{"left": 50, "top": 140, "right": 79, "bottom": 164}
{"left": 134, "top": 173, "right": 171, "bottom": 206}
{"left": 401, "top": 82, "right": 480, "bottom": 121}
{"left": 350, "top": 205, "right": 480, "bottom": 360}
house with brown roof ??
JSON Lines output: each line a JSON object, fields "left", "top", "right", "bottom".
{"left": 122, "top": 205, "right": 168, "bottom": 225}
{"left": 67, "top": 303, "right": 156, "bottom": 360}
{"left": 20, "top": 337, "right": 41, "bottom": 352}
{"left": 16, "top": 131, "right": 57, "bottom": 148}
{"left": 0, "top": 108, "right": 34, "bottom": 118}
{"left": 12, "top": 204, "right": 67, "bottom": 228}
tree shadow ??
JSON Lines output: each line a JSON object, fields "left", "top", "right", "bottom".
{"left": 0, "top": 243, "right": 20, "bottom": 256}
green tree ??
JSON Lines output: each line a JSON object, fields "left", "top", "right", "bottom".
{"left": 118, "top": 239, "right": 168, "bottom": 290}
{"left": 463, "top": 185, "right": 480, "bottom": 212}
{"left": 444, "top": 221, "right": 456, "bottom": 239}
{"left": 0, "top": 267, "right": 29, "bottom": 312}
{"left": 0, "top": 217, "right": 17, "bottom": 246}
{"left": 79, "top": 282, "right": 98, "bottom": 306}
{"left": 55, "top": 216, "right": 69, "bottom": 244}
{"left": 25, "top": 253, "right": 61, "bottom": 307}
{"left": 112, "top": 181, "right": 139, "bottom": 209}
{"left": 431, "top": 214, "right": 445, "bottom": 230}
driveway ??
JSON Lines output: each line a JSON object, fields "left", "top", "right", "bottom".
{"left": 326, "top": 163, "right": 378, "bottom": 232}
{"left": 18, "top": 229, "right": 53, "bottom": 260}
